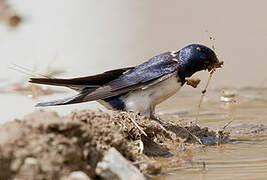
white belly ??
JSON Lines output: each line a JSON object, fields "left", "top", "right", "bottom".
{"left": 121, "top": 73, "right": 182, "bottom": 116}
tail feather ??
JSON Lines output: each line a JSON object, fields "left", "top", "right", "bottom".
{"left": 29, "top": 78, "right": 100, "bottom": 91}
{"left": 30, "top": 67, "right": 135, "bottom": 106}
{"left": 30, "top": 67, "right": 134, "bottom": 87}
{"left": 29, "top": 78, "right": 99, "bottom": 87}
{"left": 36, "top": 91, "right": 89, "bottom": 107}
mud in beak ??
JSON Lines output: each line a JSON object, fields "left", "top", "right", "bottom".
{"left": 207, "top": 60, "right": 224, "bottom": 72}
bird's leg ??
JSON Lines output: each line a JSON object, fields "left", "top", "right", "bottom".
{"left": 149, "top": 105, "right": 158, "bottom": 121}
{"left": 150, "top": 113, "right": 159, "bottom": 121}
{"left": 149, "top": 107, "right": 167, "bottom": 132}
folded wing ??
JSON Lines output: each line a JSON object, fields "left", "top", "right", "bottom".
{"left": 80, "top": 52, "right": 180, "bottom": 101}
{"left": 30, "top": 67, "right": 133, "bottom": 91}
{"left": 31, "top": 52, "right": 180, "bottom": 106}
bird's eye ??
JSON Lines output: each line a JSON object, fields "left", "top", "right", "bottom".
{"left": 196, "top": 47, "right": 201, "bottom": 51}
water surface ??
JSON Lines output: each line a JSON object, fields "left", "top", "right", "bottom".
{"left": 155, "top": 88, "right": 267, "bottom": 180}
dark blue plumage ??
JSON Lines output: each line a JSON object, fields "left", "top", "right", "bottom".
{"left": 178, "top": 44, "right": 218, "bottom": 79}
{"left": 30, "top": 44, "right": 220, "bottom": 118}
{"left": 103, "top": 96, "right": 125, "bottom": 110}
{"left": 108, "top": 52, "right": 179, "bottom": 91}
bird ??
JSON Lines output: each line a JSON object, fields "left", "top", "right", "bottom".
{"left": 30, "top": 44, "right": 219, "bottom": 119}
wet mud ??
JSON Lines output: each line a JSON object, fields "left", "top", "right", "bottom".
{"left": 0, "top": 109, "right": 231, "bottom": 179}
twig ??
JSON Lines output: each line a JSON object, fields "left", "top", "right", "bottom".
{"left": 181, "top": 125, "right": 203, "bottom": 145}
{"left": 222, "top": 120, "right": 233, "bottom": 130}
{"left": 195, "top": 69, "right": 215, "bottom": 122}
{"left": 125, "top": 112, "right": 147, "bottom": 137}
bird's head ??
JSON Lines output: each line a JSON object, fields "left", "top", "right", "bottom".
{"left": 177, "top": 44, "right": 219, "bottom": 79}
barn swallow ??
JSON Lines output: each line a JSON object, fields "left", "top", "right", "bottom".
{"left": 30, "top": 44, "right": 219, "bottom": 119}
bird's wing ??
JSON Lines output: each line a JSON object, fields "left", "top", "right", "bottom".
{"left": 81, "top": 52, "right": 180, "bottom": 101}
{"left": 29, "top": 67, "right": 134, "bottom": 91}
{"left": 35, "top": 52, "right": 180, "bottom": 107}
{"left": 108, "top": 52, "right": 179, "bottom": 90}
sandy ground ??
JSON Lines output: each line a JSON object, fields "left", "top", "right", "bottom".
{"left": 0, "top": 110, "right": 229, "bottom": 180}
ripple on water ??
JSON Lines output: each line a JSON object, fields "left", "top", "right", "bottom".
{"left": 157, "top": 88, "right": 267, "bottom": 180}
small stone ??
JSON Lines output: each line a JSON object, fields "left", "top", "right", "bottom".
{"left": 96, "top": 147, "right": 146, "bottom": 180}
{"left": 10, "top": 159, "right": 23, "bottom": 171}
{"left": 24, "top": 157, "right": 38, "bottom": 165}
{"left": 67, "top": 171, "right": 91, "bottom": 180}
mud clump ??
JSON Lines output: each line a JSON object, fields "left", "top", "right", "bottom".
{"left": 0, "top": 110, "right": 228, "bottom": 179}
{"left": 0, "top": 110, "right": 133, "bottom": 180}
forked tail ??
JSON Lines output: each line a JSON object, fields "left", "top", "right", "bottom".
{"left": 36, "top": 91, "right": 89, "bottom": 107}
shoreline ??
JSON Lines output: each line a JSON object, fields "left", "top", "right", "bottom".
{"left": 0, "top": 109, "right": 230, "bottom": 179}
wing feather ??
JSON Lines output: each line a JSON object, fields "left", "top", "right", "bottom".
{"left": 30, "top": 67, "right": 133, "bottom": 91}
{"left": 33, "top": 52, "right": 180, "bottom": 106}
{"left": 108, "top": 52, "right": 179, "bottom": 91}
{"left": 80, "top": 52, "right": 180, "bottom": 101}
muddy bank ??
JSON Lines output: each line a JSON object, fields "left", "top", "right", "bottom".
{"left": 0, "top": 110, "right": 228, "bottom": 179}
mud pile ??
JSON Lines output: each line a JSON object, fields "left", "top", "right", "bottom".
{"left": 0, "top": 110, "right": 228, "bottom": 179}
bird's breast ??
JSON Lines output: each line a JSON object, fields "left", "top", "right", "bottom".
{"left": 121, "top": 73, "right": 183, "bottom": 113}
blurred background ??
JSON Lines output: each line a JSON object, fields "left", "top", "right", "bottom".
{"left": 0, "top": 0, "right": 267, "bottom": 120}
{"left": 1, "top": 0, "right": 267, "bottom": 87}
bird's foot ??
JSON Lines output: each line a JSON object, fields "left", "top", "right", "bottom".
{"left": 150, "top": 114, "right": 160, "bottom": 121}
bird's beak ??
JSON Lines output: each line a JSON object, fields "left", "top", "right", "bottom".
{"left": 207, "top": 60, "right": 224, "bottom": 72}
{"left": 207, "top": 55, "right": 222, "bottom": 71}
